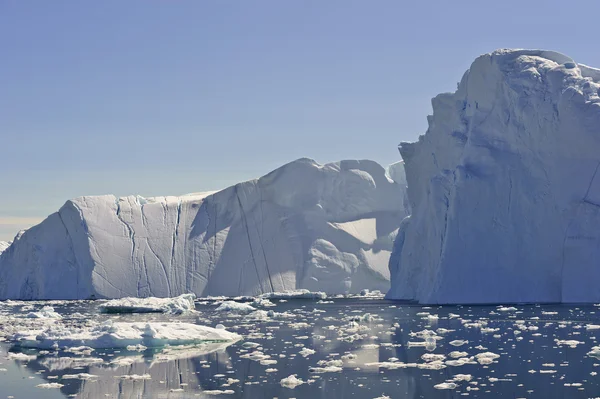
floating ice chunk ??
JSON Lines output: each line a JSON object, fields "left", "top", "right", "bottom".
{"left": 422, "top": 353, "right": 446, "bottom": 362}
{"left": 586, "top": 324, "right": 600, "bottom": 330}
{"left": 280, "top": 375, "right": 305, "bottom": 388}
{"left": 214, "top": 301, "right": 256, "bottom": 314}
{"left": 37, "top": 382, "right": 64, "bottom": 389}
{"left": 259, "top": 290, "right": 327, "bottom": 300}
{"left": 13, "top": 321, "right": 241, "bottom": 349}
{"left": 475, "top": 352, "right": 500, "bottom": 365}
{"left": 98, "top": 294, "right": 196, "bottom": 314}
{"left": 26, "top": 306, "right": 62, "bottom": 319}
{"left": 309, "top": 365, "right": 343, "bottom": 373}
{"left": 7, "top": 352, "right": 36, "bottom": 361}
{"left": 61, "top": 373, "right": 97, "bottom": 380}
{"left": 449, "top": 340, "right": 468, "bottom": 347}
{"left": 203, "top": 390, "right": 235, "bottom": 395}
{"left": 434, "top": 382, "right": 457, "bottom": 390}
{"left": 587, "top": 346, "right": 600, "bottom": 359}
{"left": 451, "top": 374, "right": 473, "bottom": 382}
{"left": 497, "top": 307, "right": 518, "bottom": 312}
{"left": 555, "top": 339, "right": 583, "bottom": 348}
{"left": 299, "top": 348, "right": 316, "bottom": 357}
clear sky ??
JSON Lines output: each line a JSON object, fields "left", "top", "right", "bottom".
{"left": 1, "top": 0, "right": 599, "bottom": 241}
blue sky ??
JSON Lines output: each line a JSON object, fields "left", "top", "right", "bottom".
{"left": 1, "top": 0, "right": 599, "bottom": 240}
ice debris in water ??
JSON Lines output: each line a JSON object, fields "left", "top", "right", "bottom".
{"left": 98, "top": 294, "right": 196, "bottom": 314}
{"left": 25, "top": 306, "right": 62, "bottom": 319}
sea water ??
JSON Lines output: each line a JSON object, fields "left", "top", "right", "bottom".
{"left": 1, "top": 297, "right": 600, "bottom": 398}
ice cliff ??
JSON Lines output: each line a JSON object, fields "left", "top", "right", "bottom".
{"left": 0, "top": 159, "right": 408, "bottom": 299}
{"left": 388, "top": 49, "right": 600, "bottom": 304}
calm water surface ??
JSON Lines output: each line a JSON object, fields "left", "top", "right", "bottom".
{"left": 1, "top": 298, "right": 600, "bottom": 398}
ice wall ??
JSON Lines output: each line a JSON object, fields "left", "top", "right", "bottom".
{"left": 0, "top": 159, "right": 408, "bottom": 299}
{"left": 388, "top": 49, "right": 600, "bottom": 304}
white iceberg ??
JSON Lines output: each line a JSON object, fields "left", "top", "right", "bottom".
{"left": 0, "top": 159, "right": 408, "bottom": 299}
{"left": 98, "top": 294, "right": 196, "bottom": 314}
{"left": 388, "top": 49, "right": 600, "bottom": 304}
{"left": 12, "top": 320, "right": 242, "bottom": 349}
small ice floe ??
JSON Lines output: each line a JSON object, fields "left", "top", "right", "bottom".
{"left": 445, "top": 357, "right": 477, "bottom": 367}
{"left": 280, "top": 374, "right": 305, "bottom": 388}
{"left": 243, "top": 310, "right": 294, "bottom": 321}
{"left": 37, "top": 382, "right": 64, "bottom": 389}
{"left": 252, "top": 298, "right": 276, "bottom": 307}
{"left": 12, "top": 320, "right": 241, "bottom": 349}
{"left": 586, "top": 324, "right": 600, "bottom": 330}
{"left": 214, "top": 301, "right": 256, "bottom": 314}
{"left": 555, "top": 339, "right": 584, "bottom": 348}
{"left": 587, "top": 346, "right": 600, "bottom": 359}
{"left": 421, "top": 354, "right": 446, "bottom": 362}
{"left": 475, "top": 352, "right": 500, "bottom": 365}
{"left": 259, "top": 290, "right": 327, "bottom": 300}
{"left": 449, "top": 340, "right": 468, "bottom": 347}
{"left": 25, "top": 306, "right": 62, "bottom": 319}
{"left": 497, "top": 306, "right": 517, "bottom": 312}
{"left": 203, "top": 390, "right": 235, "bottom": 395}
{"left": 309, "top": 359, "right": 343, "bottom": 373}
{"left": 61, "top": 373, "right": 97, "bottom": 380}
{"left": 434, "top": 382, "right": 457, "bottom": 390}
{"left": 7, "top": 352, "right": 36, "bottom": 361}
{"left": 299, "top": 348, "right": 315, "bottom": 357}
{"left": 98, "top": 294, "right": 196, "bottom": 314}
{"left": 451, "top": 374, "right": 472, "bottom": 382}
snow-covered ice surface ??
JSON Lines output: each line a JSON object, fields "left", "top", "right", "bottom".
{"left": 2, "top": 299, "right": 600, "bottom": 398}
{"left": 388, "top": 49, "right": 600, "bottom": 304}
{"left": 98, "top": 293, "right": 196, "bottom": 314}
{"left": 0, "top": 158, "right": 408, "bottom": 299}
{"left": 0, "top": 241, "right": 10, "bottom": 255}
{"left": 13, "top": 320, "right": 241, "bottom": 350}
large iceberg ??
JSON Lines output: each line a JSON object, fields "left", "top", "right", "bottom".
{"left": 388, "top": 49, "right": 600, "bottom": 304}
{"left": 0, "top": 159, "right": 408, "bottom": 299}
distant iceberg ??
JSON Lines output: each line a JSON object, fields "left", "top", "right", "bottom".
{"left": 388, "top": 49, "right": 600, "bottom": 304}
{"left": 0, "top": 159, "right": 408, "bottom": 299}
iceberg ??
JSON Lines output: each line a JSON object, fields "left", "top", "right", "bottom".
{"left": 0, "top": 158, "right": 408, "bottom": 299}
{"left": 388, "top": 49, "right": 600, "bottom": 304}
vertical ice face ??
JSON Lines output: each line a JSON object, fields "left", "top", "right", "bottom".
{"left": 388, "top": 49, "right": 600, "bottom": 304}
{"left": 0, "top": 159, "right": 409, "bottom": 299}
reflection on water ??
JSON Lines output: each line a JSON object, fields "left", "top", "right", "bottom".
{"left": 2, "top": 299, "right": 600, "bottom": 398}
